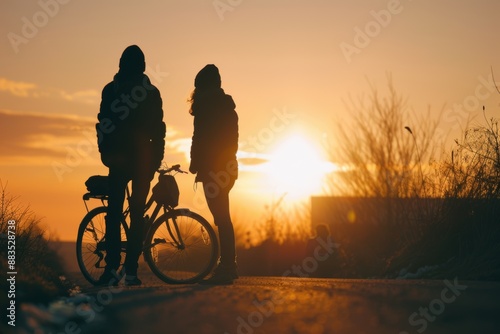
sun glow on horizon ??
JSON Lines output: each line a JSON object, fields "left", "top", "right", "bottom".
{"left": 258, "top": 135, "right": 336, "bottom": 201}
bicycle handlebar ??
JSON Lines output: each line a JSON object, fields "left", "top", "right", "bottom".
{"left": 158, "top": 164, "right": 188, "bottom": 175}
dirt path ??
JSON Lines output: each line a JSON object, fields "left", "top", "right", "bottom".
{"left": 71, "top": 276, "right": 500, "bottom": 334}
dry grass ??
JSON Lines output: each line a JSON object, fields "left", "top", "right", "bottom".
{"left": 0, "top": 182, "right": 68, "bottom": 308}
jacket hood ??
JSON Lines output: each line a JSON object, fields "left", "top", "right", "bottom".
{"left": 112, "top": 73, "right": 151, "bottom": 94}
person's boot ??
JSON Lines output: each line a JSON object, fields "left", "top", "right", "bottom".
{"left": 96, "top": 268, "right": 123, "bottom": 287}
{"left": 124, "top": 274, "right": 142, "bottom": 286}
{"left": 200, "top": 263, "right": 237, "bottom": 285}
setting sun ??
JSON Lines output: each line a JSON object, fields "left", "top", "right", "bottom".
{"left": 260, "top": 135, "right": 336, "bottom": 201}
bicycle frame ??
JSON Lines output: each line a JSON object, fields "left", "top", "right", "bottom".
{"left": 82, "top": 167, "right": 188, "bottom": 254}
{"left": 78, "top": 164, "right": 218, "bottom": 285}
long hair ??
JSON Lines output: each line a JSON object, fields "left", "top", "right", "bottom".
{"left": 190, "top": 64, "right": 223, "bottom": 115}
{"left": 188, "top": 87, "right": 224, "bottom": 115}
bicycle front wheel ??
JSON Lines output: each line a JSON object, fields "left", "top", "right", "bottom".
{"left": 76, "top": 206, "right": 128, "bottom": 285}
{"left": 143, "top": 209, "right": 219, "bottom": 284}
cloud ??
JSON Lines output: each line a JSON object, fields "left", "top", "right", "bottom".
{"left": 57, "top": 89, "right": 100, "bottom": 105}
{"left": 166, "top": 136, "right": 191, "bottom": 162}
{"left": 164, "top": 133, "right": 272, "bottom": 170}
{"left": 0, "top": 77, "right": 99, "bottom": 105}
{"left": 0, "top": 110, "right": 192, "bottom": 167}
{"left": 0, "top": 108, "right": 270, "bottom": 176}
{"left": 0, "top": 78, "right": 37, "bottom": 97}
{"left": 238, "top": 156, "right": 268, "bottom": 166}
{"left": 238, "top": 150, "right": 270, "bottom": 170}
{"left": 0, "top": 109, "right": 97, "bottom": 165}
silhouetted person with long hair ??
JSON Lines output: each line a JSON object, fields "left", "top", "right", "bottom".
{"left": 96, "top": 45, "right": 165, "bottom": 286}
{"left": 189, "top": 64, "right": 239, "bottom": 285}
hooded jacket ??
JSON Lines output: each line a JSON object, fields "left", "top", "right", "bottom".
{"left": 97, "top": 72, "right": 165, "bottom": 175}
{"left": 190, "top": 89, "right": 238, "bottom": 183}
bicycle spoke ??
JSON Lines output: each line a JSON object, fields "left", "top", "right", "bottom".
{"left": 144, "top": 210, "right": 218, "bottom": 284}
{"left": 76, "top": 206, "right": 128, "bottom": 285}
{"left": 200, "top": 226, "right": 210, "bottom": 245}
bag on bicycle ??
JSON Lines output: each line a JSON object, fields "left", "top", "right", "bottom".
{"left": 85, "top": 175, "right": 109, "bottom": 196}
{"left": 152, "top": 174, "right": 179, "bottom": 208}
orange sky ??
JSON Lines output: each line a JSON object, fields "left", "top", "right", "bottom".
{"left": 1, "top": 0, "right": 500, "bottom": 240}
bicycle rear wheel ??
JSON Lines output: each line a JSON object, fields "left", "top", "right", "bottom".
{"left": 143, "top": 209, "right": 219, "bottom": 284}
{"left": 76, "top": 206, "right": 128, "bottom": 285}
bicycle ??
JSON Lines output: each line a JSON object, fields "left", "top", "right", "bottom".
{"left": 76, "top": 164, "right": 219, "bottom": 285}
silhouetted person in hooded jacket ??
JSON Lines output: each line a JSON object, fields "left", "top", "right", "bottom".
{"left": 189, "top": 64, "right": 239, "bottom": 284}
{"left": 96, "top": 45, "right": 165, "bottom": 286}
